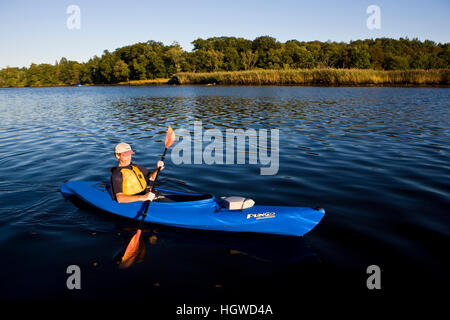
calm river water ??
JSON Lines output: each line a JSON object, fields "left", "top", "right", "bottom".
{"left": 0, "top": 85, "right": 448, "bottom": 313}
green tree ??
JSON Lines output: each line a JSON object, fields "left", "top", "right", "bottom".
{"left": 241, "top": 50, "right": 258, "bottom": 70}
{"left": 0, "top": 67, "right": 25, "bottom": 87}
{"left": 222, "top": 47, "right": 240, "bottom": 71}
{"left": 98, "top": 50, "right": 114, "bottom": 83}
{"left": 192, "top": 49, "right": 224, "bottom": 72}
{"left": 144, "top": 50, "right": 166, "bottom": 78}
{"left": 345, "top": 45, "right": 371, "bottom": 68}
{"left": 369, "top": 45, "right": 384, "bottom": 69}
{"left": 130, "top": 58, "right": 147, "bottom": 80}
{"left": 252, "top": 36, "right": 281, "bottom": 68}
{"left": 282, "top": 42, "right": 316, "bottom": 69}
{"left": 383, "top": 54, "right": 410, "bottom": 70}
{"left": 113, "top": 59, "right": 130, "bottom": 82}
{"left": 164, "top": 43, "right": 184, "bottom": 74}
{"left": 25, "top": 63, "right": 41, "bottom": 86}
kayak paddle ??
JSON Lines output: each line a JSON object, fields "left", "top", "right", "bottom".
{"left": 121, "top": 126, "right": 176, "bottom": 263}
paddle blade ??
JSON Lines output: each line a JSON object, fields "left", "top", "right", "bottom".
{"left": 121, "top": 229, "right": 142, "bottom": 263}
{"left": 165, "top": 126, "right": 175, "bottom": 148}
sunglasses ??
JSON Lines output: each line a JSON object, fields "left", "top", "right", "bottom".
{"left": 118, "top": 150, "right": 135, "bottom": 156}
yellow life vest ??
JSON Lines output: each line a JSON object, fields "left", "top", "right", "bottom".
{"left": 120, "top": 165, "right": 147, "bottom": 195}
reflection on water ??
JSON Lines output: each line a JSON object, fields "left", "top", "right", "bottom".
{"left": 0, "top": 85, "right": 449, "bottom": 304}
{"left": 117, "top": 235, "right": 148, "bottom": 269}
{"left": 115, "top": 227, "right": 316, "bottom": 270}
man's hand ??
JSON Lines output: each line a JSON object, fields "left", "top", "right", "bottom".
{"left": 156, "top": 160, "right": 164, "bottom": 171}
{"left": 142, "top": 192, "right": 156, "bottom": 202}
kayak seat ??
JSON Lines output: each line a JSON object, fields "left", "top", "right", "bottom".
{"left": 219, "top": 196, "right": 255, "bottom": 210}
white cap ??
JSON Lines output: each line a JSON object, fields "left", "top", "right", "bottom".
{"left": 115, "top": 142, "right": 134, "bottom": 154}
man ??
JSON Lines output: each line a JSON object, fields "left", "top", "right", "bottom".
{"left": 110, "top": 142, "right": 164, "bottom": 203}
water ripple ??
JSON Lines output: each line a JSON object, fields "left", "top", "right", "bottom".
{"left": 0, "top": 85, "right": 449, "bottom": 297}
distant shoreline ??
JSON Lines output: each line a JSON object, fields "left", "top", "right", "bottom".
{"left": 1, "top": 69, "right": 449, "bottom": 88}
{"left": 2, "top": 37, "right": 448, "bottom": 88}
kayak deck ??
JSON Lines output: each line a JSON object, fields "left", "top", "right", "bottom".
{"left": 61, "top": 181, "right": 325, "bottom": 237}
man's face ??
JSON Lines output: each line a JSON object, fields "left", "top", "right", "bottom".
{"left": 117, "top": 150, "right": 134, "bottom": 161}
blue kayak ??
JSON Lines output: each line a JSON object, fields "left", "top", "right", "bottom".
{"left": 60, "top": 181, "right": 325, "bottom": 237}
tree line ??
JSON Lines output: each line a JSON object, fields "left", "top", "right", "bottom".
{"left": 0, "top": 36, "right": 448, "bottom": 87}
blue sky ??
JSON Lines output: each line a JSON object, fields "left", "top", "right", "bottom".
{"left": 0, "top": 0, "right": 449, "bottom": 68}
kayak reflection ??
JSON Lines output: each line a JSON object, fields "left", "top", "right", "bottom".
{"left": 115, "top": 225, "right": 319, "bottom": 266}
{"left": 163, "top": 229, "right": 319, "bottom": 264}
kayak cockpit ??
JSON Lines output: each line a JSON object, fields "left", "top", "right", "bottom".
{"left": 154, "top": 191, "right": 213, "bottom": 203}
{"left": 103, "top": 184, "right": 214, "bottom": 203}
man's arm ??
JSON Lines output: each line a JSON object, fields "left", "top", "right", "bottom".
{"left": 148, "top": 161, "right": 165, "bottom": 182}
{"left": 116, "top": 192, "right": 155, "bottom": 203}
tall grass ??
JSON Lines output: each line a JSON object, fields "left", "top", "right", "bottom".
{"left": 117, "top": 78, "right": 170, "bottom": 85}
{"left": 169, "top": 69, "right": 449, "bottom": 86}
